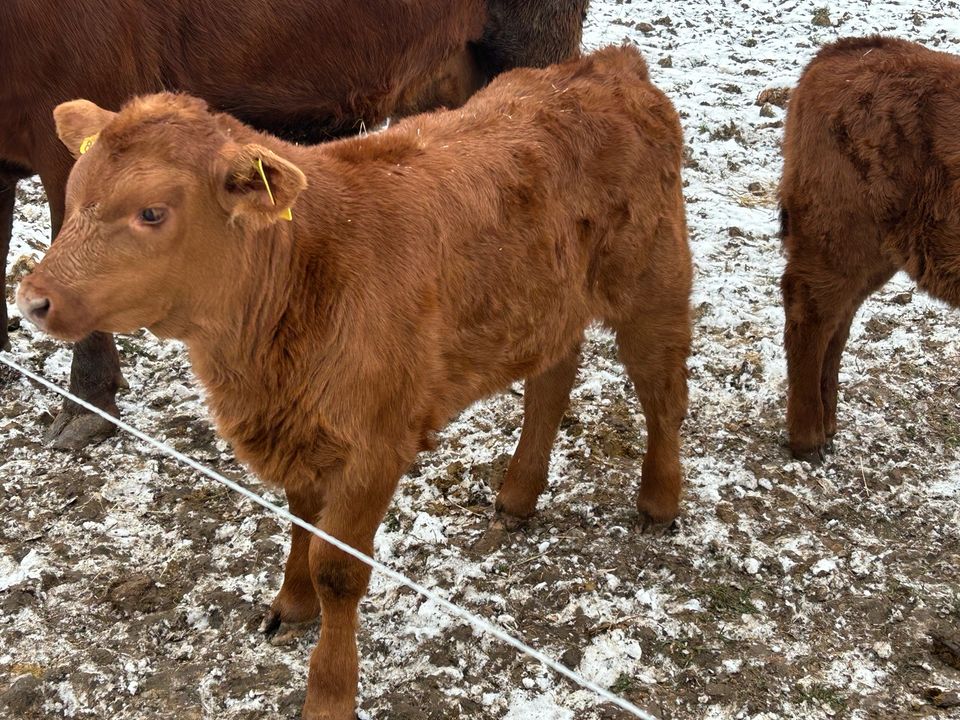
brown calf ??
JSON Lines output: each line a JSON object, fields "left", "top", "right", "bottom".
{"left": 18, "top": 45, "right": 690, "bottom": 718}
{"left": 1, "top": 0, "right": 587, "bottom": 449}
{"left": 780, "top": 35, "right": 960, "bottom": 461}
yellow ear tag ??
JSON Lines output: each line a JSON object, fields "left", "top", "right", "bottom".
{"left": 79, "top": 133, "right": 99, "bottom": 155}
{"left": 254, "top": 156, "right": 293, "bottom": 221}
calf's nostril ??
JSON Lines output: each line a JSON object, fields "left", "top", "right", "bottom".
{"left": 28, "top": 297, "right": 51, "bottom": 320}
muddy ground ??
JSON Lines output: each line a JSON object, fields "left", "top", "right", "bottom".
{"left": 2, "top": 1, "right": 960, "bottom": 719}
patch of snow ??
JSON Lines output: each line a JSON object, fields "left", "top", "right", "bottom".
{"left": 0, "top": 549, "right": 44, "bottom": 591}
{"left": 810, "top": 558, "right": 838, "bottom": 576}
{"left": 578, "top": 630, "right": 643, "bottom": 688}
{"left": 502, "top": 690, "right": 574, "bottom": 720}
{"left": 722, "top": 658, "right": 742, "bottom": 674}
{"left": 56, "top": 682, "right": 80, "bottom": 718}
{"left": 410, "top": 512, "right": 447, "bottom": 545}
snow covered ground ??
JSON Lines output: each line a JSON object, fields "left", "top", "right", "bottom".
{"left": 2, "top": 1, "right": 960, "bottom": 718}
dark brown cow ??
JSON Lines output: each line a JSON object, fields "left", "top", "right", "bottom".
{"left": 780, "top": 35, "right": 960, "bottom": 460}
{"left": 0, "top": 0, "right": 587, "bottom": 449}
{"left": 18, "top": 45, "right": 690, "bottom": 717}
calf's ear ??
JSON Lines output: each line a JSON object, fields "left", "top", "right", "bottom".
{"left": 54, "top": 100, "right": 117, "bottom": 159}
{"left": 218, "top": 143, "right": 307, "bottom": 225}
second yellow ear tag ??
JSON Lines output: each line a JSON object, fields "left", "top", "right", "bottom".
{"left": 254, "top": 157, "right": 293, "bottom": 221}
{"left": 79, "top": 133, "right": 99, "bottom": 155}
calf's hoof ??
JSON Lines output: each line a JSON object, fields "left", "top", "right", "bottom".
{"left": 260, "top": 608, "right": 319, "bottom": 644}
{"left": 494, "top": 487, "right": 540, "bottom": 520}
{"left": 302, "top": 708, "right": 358, "bottom": 720}
{"left": 45, "top": 409, "right": 117, "bottom": 450}
{"left": 490, "top": 508, "right": 528, "bottom": 532}
{"left": 636, "top": 506, "right": 679, "bottom": 536}
{"left": 635, "top": 474, "right": 680, "bottom": 535}
{"left": 260, "top": 609, "right": 283, "bottom": 637}
{"left": 787, "top": 427, "right": 830, "bottom": 463}
{"left": 260, "top": 592, "right": 321, "bottom": 641}
{"left": 790, "top": 443, "right": 826, "bottom": 464}
{"left": 472, "top": 512, "right": 526, "bottom": 554}
{"left": 260, "top": 613, "right": 317, "bottom": 646}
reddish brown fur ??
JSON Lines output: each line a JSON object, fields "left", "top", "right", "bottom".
{"left": 18, "top": 46, "right": 689, "bottom": 718}
{"left": 780, "top": 36, "right": 960, "bottom": 460}
{"left": 0, "top": 0, "right": 585, "bottom": 447}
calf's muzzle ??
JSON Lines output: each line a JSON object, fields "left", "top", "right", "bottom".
{"left": 16, "top": 273, "right": 79, "bottom": 339}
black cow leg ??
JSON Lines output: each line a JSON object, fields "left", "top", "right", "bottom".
{"left": 46, "top": 331, "right": 127, "bottom": 449}
{"left": 1, "top": 175, "right": 15, "bottom": 351}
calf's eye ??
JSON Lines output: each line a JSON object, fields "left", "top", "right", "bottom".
{"left": 138, "top": 207, "right": 166, "bottom": 225}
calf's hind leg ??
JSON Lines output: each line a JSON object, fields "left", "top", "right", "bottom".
{"left": 262, "top": 487, "right": 322, "bottom": 636}
{"left": 495, "top": 348, "right": 580, "bottom": 520}
{"left": 614, "top": 311, "right": 690, "bottom": 528}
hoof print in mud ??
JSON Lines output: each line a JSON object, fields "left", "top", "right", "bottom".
{"left": 471, "top": 515, "right": 526, "bottom": 555}
{"left": 0, "top": 675, "right": 44, "bottom": 716}
{"left": 107, "top": 574, "right": 172, "bottom": 616}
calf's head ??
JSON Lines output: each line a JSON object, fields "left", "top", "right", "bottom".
{"left": 17, "top": 94, "right": 306, "bottom": 342}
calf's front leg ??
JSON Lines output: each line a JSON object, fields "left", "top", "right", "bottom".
{"left": 616, "top": 317, "right": 690, "bottom": 529}
{"left": 302, "top": 456, "right": 405, "bottom": 720}
{"left": 782, "top": 266, "right": 839, "bottom": 461}
{"left": 496, "top": 349, "right": 580, "bottom": 520}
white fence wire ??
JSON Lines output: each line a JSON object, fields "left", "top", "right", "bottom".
{"left": 0, "top": 351, "right": 659, "bottom": 720}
